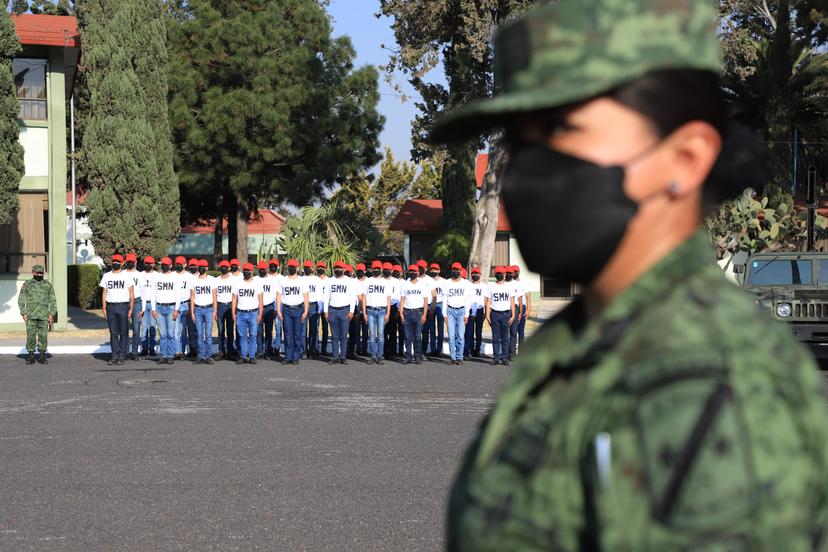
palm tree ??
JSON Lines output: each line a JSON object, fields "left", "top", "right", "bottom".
{"left": 281, "top": 204, "right": 358, "bottom": 271}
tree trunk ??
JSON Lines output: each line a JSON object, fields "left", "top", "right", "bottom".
{"left": 213, "top": 206, "right": 223, "bottom": 261}
{"left": 468, "top": 137, "right": 508, "bottom": 278}
{"left": 236, "top": 199, "right": 249, "bottom": 264}
{"left": 226, "top": 191, "right": 237, "bottom": 260}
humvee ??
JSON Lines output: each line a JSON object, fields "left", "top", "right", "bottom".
{"left": 737, "top": 251, "right": 828, "bottom": 358}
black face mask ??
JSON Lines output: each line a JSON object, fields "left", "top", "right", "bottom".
{"left": 288, "top": 267, "right": 297, "bottom": 275}
{"left": 502, "top": 143, "right": 656, "bottom": 285}
{"left": 408, "top": 272, "right": 418, "bottom": 280}
{"left": 392, "top": 271, "right": 401, "bottom": 278}
{"left": 317, "top": 268, "right": 325, "bottom": 276}
{"left": 112, "top": 263, "right": 122, "bottom": 271}
{"left": 505, "top": 273, "right": 513, "bottom": 282}
{"left": 356, "top": 270, "right": 365, "bottom": 279}
{"left": 382, "top": 270, "right": 391, "bottom": 278}
{"left": 373, "top": 269, "right": 381, "bottom": 277}
{"left": 345, "top": 272, "right": 352, "bottom": 278}
{"left": 258, "top": 269, "right": 267, "bottom": 277}
{"left": 174, "top": 265, "right": 184, "bottom": 273}
{"left": 125, "top": 262, "right": 135, "bottom": 270}
{"left": 428, "top": 271, "right": 438, "bottom": 278}
{"left": 188, "top": 266, "right": 198, "bottom": 274}
{"left": 220, "top": 267, "right": 229, "bottom": 275}
{"left": 269, "top": 265, "right": 279, "bottom": 274}
{"left": 495, "top": 273, "right": 505, "bottom": 282}
{"left": 198, "top": 267, "right": 207, "bottom": 275}
{"left": 145, "top": 265, "right": 154, "bottom": 273}
{"left": 471, "top": 275, "right": 480, "bottom": 282}
{"left": 334, "top": 269, "right": 344, "bottom": 277}
{"left": 304, "top": 267, "right": 312, "bottom": 276}
{"left": 161, "top": 265, "right": 170, "bottom": 273}
{"left": 418, "top": 269, "right": 425, "bottom": 277}
{"left": 33, "top": 274, "right": 44, "bottom": 281}
{"left": 451, "top": 270, "right": 461, "bottom": 279}
{"left": 243, "top": 271, "right": 253, "bottom": 280}
{"left": 230, "top": 266, "right": 239, "bottom": 273}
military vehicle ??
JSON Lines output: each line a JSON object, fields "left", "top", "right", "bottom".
{"left": 737, "top": 252, "right": 828, "bottom": 358}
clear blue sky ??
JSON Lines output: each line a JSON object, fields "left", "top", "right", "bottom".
{"left": 327, "top": 0, "right": 425, "bottom": 164}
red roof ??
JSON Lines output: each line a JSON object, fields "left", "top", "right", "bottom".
{"left": 181, "top": 210, "right": 285, "bottom": 235}
{"left": 390, "top": 199, "right": 511, "bottom": 233}
{"left": 12, "top": 14, "right": 79, "bottom": 48}
{"left": 475, "top": 153, "right": 489, "bottom": 189}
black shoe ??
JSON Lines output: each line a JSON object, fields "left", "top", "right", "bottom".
{"left": 115, "top": 358, "right": 124, "bottom": 365}
{"left": 236, "top": 358, "right": 247, "bottom": 365}
{"left": 328, "top": 359, "right": 337, "bottom": 365}
{"left": 26, "top": 353, "right": 35, "bottom": 365}
{"left": 128, "top": 353, "right": 137, "bottom": 361}
{"left": 491, "top": 360, "right": 500, "bottom": 366}
{"left": 502, "top": 360, "right": 510, "bottom": 366}
{"left": 249, "top": 358, "right": 258, "bottom": 364}
{"left": 193, "top": 358, "right": 202, "bottom": 365}
{"left": 205, "top": 358, "right": 214, "bottom": 365}
{"left": 215, "top": 352, "right": 225, "bottom": 361}
{"left": 108, "top": 357, "right": 117, "bottom": 365}
{"left": 340, "top": 359, "right": 348, "bottom": 365}
{"left": 157, "top": 358, "right": 167, "bottom": 365}
{"left": 38, "top": 353, "right": 48, "bottom": 365}
{"left": 376, "top": 358, "right": 384, "bottom": 365}
{"left": 415, "top": 358, "right": 422, "bottom": 365}
{"left": 149, "top": 349, "right": 157, "bottom": 357}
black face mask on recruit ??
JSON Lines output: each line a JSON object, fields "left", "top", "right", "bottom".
{"left": 408, "top": 272, "right": 418, "bottom": 280}
{"left": 145, "top": 265, "right": 154, "bottom": 273}
{"left": 112, "top": 263, "right": 122, "bottom": 271}
{"left": 373, "top": 269, "right": 381, "bottom": 277}
{"left": 451, "top": 270, "right": 461, "bottom": 279}
{"left": 495, "top": 273, "right": 505, "bottom": 282}
{"left": 382, "top": 270, "right": 391, "bottom": 278}
{"left": 125, "top": 262, "right": 135, "bottom": 270}
{"left": 505, "top": 273, "right": 513, "bottom": 282}
{"left": 269, "top": 265, "right": 279, "bottom": 274}
{"left": 188, "top": 267, "right": 198, "bottom": 274}
{"left": 174, "top": 265, "right": 184, "bottom": 273}
{"left": 198, "top": 267, "right": 207, "bottom": 275}
{"left": 220, "top": 267, "right": 229, "bottom": 275}
{"left": 230, "top": 266, "right": 239, "bottom": 273}
{"left": 317, "top": 268, "right": 325, "bottom": 276}
{"left": 243, "top": 271, "right": 253, "bottom": 280}
{"left": 356, "top": 270, "right": 365, "bottom": 279}
{"left": 161, "top": 265, "right": 170, "bottom": 273}
{"left": 258, "top": 269, "right": 267, "bottom": 278}
{"left": 304, "top": 267, "right": 312, "bottom": 276}
{"left": 501, "top": 141, "right": 663, "bottom": 285}
{"left": 471, "top": 275, "right": 480, "bottom": 282}
{"left": 334, "top": 269, "right": 344, "bottom": 277}
{"left": 288, "top": 267, "right": 297, "bottom": 275}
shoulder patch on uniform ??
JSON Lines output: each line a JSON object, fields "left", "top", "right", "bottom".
{"left": 634, "top": 372, "right": 758, "bottom": 531}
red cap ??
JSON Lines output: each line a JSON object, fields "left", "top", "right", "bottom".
{"left": 317, "top": 261, "right": 327, "bottom": 268}
{"left": 287, "top": 259, "right": 299, "bottom": 267}
{"left": 429, "top": 262, "right": 440, "bottom": 270}
{"left": 175, "top": 256, "right": 186, "bottom": 265}
{"left": 188, "top": 258, "right": 199, "bottom": 266}
{"left": 230, "top": 258, "right": 240, "bottom": 266}
{"left": 355, "top": 263, "right": 366, "bottom": 271}
{"left": 242, "top": 262, "right": 254, "bottom": 271}
{"left": 257, "top": 261, "right": 268, "bottom": 270}
{"left": 417, "top": 259, "right": 427, "bottom": 268}
{"left": 144, "top": 256, "right": 155, "bottom": 264}
{"left": 494, "top": 266, "right": 506, "bottom": 274}
{"left": 461, "top": 269, "right": 468, "bottom": 278}
{"left": 345, "top": 264, "right": 353, "bottom": 272}
{"left": 199, "top": 259, "right": 209, "bottom": 268}
{"left": 269, "top": 258, "right": 279, "bottom": 266}
{"left": 511, "top": 265, "right": 520, "bottom": 272}
{"left": 334, "top": 260, "right": 345, "bottom": 269}
{"left": 382, "top": 262, "right": 393, "bottom": 270}
{"left": 218, "top": 260, "right": 230, "bottom": 268}
{"left": 471, "top": 267, "right": 481, "bottom": 274}
{"left": 112, "top": 254, "right": 124, "bottom": 263}
{"left": 125, "top": 253, "right": 137, "bottom": 262}
{"left": 451, "top": 262, "right": 462, "bottom": 270}
{"left": 160, "top": 257, "right": 172, "bottom": 265}
{"left": 408, "top": 264, "right": 419, "bottom": 272}
{"left": 393, "top": 264, "right": 402, "bottom": 272}
{"left": 371, "top": 260, "right": 382, "bottom": 269}
{"left": 303, "top": 260, "right": 313, "bottom": 268}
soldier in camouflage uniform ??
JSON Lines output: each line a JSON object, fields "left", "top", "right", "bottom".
{"left": 431, "top": 1, "right": 828, "bottom": 549}
{"left": 18, "top": 264, "right": 56, "bottom": 365}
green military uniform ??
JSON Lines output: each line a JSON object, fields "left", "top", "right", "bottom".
{"left": 18, "top": 264, "right": 57, "bottom": 363}
{"left": 447, "top": 233, "right": 828, "bottom": 549}
{"left": 431, "top": 0, "right": 828, "bottom": 549}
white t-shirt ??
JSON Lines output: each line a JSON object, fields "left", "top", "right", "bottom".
{"left": 487, "top": 282, "right": 514, "bottom": 312}
{"left": 400, "top": 279, "right": 428, "bottom": 310}
{"left": 99, "top": 271, "right": 134, "bottom": 303}
{"left": 317, "top": 276, "right": 329, "bottom": 309}
{"left": 125, "top": 269, "right": 142, "bottom": 301}
{"left": 279, "top": 276, "right": 309, "bottom": 307}
{"left": 364, "top": 279, "right": 391, "bottom": 309}
{"left": 387, "top": 278, "right": 401, "bottom": 306}
{"left": 151, "top": 273, "right": 180, "bottom": 310}
{"left": 175, "top": 271, "right": 195, "bottom": 303}
{"left": 420, "top": 275, "right": 435, "bottom": 305}
{"left": 352, "top": 278, "right": 366, "bottom": 310}
{"left": 513, "top": 279, "right": 526, "bottom": 307}
{"left": 442, "top": 279, "right": 471, "bottom": 316}
{"left": 468, "top": 281, "right": 486, "bottom": 314}
{"left": 303, "top": 275, "right": 323, "bottom": 303}
{"left": 192, "top": 276, "right": 217, "bottom": 307}
{"left": 259, "top": 275, "right": 280, "bottom": 308}
{"left": 138, "top": 271, "right": 156, "bottom": 309}
{"left": 232, "top": 278, "right": 262, "bottom": 311}
{"left": 432, "top": 277, "right": 445, "bottom": 304}
{"left": 215, "top": 276, "right": 234, "bottom": 304}
{"left": 325, "top": 277, "right": 358, "bottom": 312}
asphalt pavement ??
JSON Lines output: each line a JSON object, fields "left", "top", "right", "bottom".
{"left": 0, "top": 354, "right": 509, "bottom": 551}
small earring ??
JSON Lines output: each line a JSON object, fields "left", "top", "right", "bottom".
{"left": 667, "top": 181, "right": 681, "bottom": 197}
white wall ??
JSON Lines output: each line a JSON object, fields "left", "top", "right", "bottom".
{"left": 0, "top": 279, "right": 26, "bottom": 324}
{"left": 510, "top": 236, "right": 541, "bottom": 294}
{"left": 19, "top": 126, "right": 49, "bottom": 177}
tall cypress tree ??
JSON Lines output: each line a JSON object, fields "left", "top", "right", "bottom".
{"left": 78, "top": 0, "right": 178, "bottom": 259}
{"left": 0, "top": 9, "right": 24, "bottom": 227}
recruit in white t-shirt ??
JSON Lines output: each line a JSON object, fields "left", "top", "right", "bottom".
{"left": 99, "top": 271, "right": 134, "bottom": 304}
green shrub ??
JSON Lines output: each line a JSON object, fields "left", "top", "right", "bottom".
{"left": 68, "top": 264, "right": 102, "bottom": 309}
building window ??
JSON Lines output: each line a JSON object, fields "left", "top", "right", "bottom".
{"left": 13, "top": 58, "right": 47, "bottom": 121}
{"left": 0, "top": 193, "right": 48, "bottom": 273}
{"left": 490, "top": 233, "right": 510, "bottom": 275}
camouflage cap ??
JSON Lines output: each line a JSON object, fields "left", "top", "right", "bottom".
{"left": 32, "top": 264, "right": 45, "bottom": 273}
{"left": 430, "top": 0, "right": 722, "bottom": 143}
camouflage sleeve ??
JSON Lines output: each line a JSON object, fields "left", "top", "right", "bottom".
{"left": 587, "top": 344, "right": 828, "bottom": 551}
{"left": 18, "top": 281, "right": 29, "bottom": 317}
{"left": 48, "top": 282, "right": 57, "bottom": 316}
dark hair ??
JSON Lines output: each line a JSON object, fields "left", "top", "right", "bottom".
{"left": 608, "top": 69, "right": 767, "bottom": 204}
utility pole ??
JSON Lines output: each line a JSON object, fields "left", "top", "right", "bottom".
{"left": 807, "top": 166, "right": 816, "bottom": 252}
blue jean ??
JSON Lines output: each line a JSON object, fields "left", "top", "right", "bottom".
{"left": 236, "top": 310, "right": 258, "bottom": 359}
{"left": 446, "top": 307, "right": 466, "bottom": 361}
{"left": 194, "top": 306, "right": 214, "bottom": 359}
{"left": 175, "top": 301, "right": 190, "bottom": 354}
{"left": 464, "top": 309, "right": 484, "bottom": 356}
{"left": 142, "top": 303, "right": 156, "bottom": 354}
{"left": 258, "top": 304, "right": 275, "bottom": 356}
{"left": 216, "top": 302, "right": 235, "bottom": 355}
{"left": 328, "top": 306, "right": 349, "bottom": 360}
{"left": 422, "top": 303, "right": 444, "bottom": 354}
{"left": 367, "top": 307, "right": 386, "bottom": 359}
{"left": 106, "top": 302, "right": 130, "bottom": 358}
{"left": 403, "top": 308, "right": 424, "bottom": 360}
{"left": 155, "top": 304, "right": 176, "bottom": 359}
{"left": 517, "top": 304, "right": 527, "bottom": 348}
{"left": 510, "top": 303, "right": 522, "bottom": 357}
{"left": 282, "top": 304, "right": 305, "bottom": 362}
{"left": 490, "top": 310, "right": 511, "bottom": 362}
{"left": 130, "top": 301, "right": 142, "bottom": 354}
{"left": 306, "top": 302, "right": 320, "bottom": 352}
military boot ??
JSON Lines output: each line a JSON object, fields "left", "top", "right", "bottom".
{"left": 26, "top": 352, "right": 35, "bottom": 365}
{"left": 38, "top": 352, "right": 48, "bottom": 365}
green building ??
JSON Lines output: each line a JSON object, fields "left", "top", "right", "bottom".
{"left": 0, "top": 14, "right": 79, "bottom": 331}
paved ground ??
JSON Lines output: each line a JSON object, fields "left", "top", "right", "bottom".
{"left": 0, "top": 354, "right": 508, "bottom": 551}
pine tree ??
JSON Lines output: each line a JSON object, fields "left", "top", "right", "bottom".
{"left": 78, "top": 0, "right": 177, "bottom": 259}
{"left": 0, "top": 8, "right": 24, "bottom": 227}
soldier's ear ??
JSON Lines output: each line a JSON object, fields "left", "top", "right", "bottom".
{"left": 663, "top": 121, "right": 722, "bottom": 198}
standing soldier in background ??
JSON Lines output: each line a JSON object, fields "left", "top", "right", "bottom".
{"left": 443, "top": 262, "right": 471, "bottom": 365}
{"left": 428, "top": 263, "right": 445, "bottom": 357}
{"left": 315, "top": 261, "right": 330, "bottom": 357}
{"left": 18, "top": 264, "right": 56, "bottom": 365}
{"left": 277, "top": 259, "right": 309, "bottom": 365}
{"left": 124, "top": 253, "right": 142, "bottom": 360}
{"left": 485, "top": 266, "right": 514, "bottom": 366}
{"left": 364, "top": 260, "right": 391, "bottom": 364}
{"left": 400, "top": 264, "right": 428, "bottom": 365}
{"left": 185, "top": 258, "right": 200, "bottom": 358}
{"left": 231, "top": 262, "right": 263, "bottom": 364}
{"left": 505, "top": 266, "right": 524, "bottom": 360}
{"left": 191, "top": 259, "right": 217, "bottom": 365}
{"left": 464, "top": 267, "right": 485, "bottom": 359}
{"left": 151, "top": 257, "right": 180, "bottom": 364}
{"left": 512, "top": 265, "right": 530, "bottom": 353}
{"left": 139, "top": 256, "right": 157, "bottom": 357}
{"left": 382, "top": 262, "right": 400, "bottom": 360}
{"left": 100, "top": 254, "right": 135, "bottom": 366}
{"left": 325, "top": 260, "right": 357, "bottom": 365}
{"left": 348, "top": 263, "right": 368, "bottom": 359}
{"left": 261, "top": 259, "right": 281, "bottom": 361}
{"left": 172, "top": 256, "right": 192, "bottom": 360}
{"left": 214, "top": 260, "right": 235, "bottom": 360}
{"left": 302, "top": 260, "right": 321, "bottom": 358}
